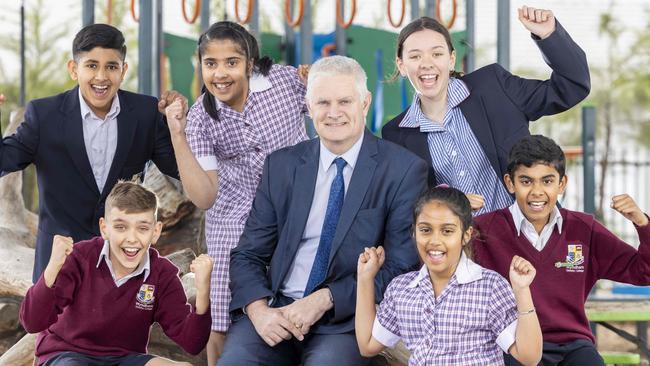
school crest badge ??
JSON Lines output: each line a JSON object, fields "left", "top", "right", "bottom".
{"left": 554, "top": 244, "right": 585, "bottom": 272}
{"left": 135, "top": 284, "right": 155, "bottom": 310}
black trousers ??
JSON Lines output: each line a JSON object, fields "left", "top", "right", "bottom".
{"left": 504, "top": 339, "right": 604, "bottom": 366}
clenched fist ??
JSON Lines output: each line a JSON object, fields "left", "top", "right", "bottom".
{"left": 43, "top": 235, "right": 74, "bottom": 287}
{"left": 518, "top": 5, "right": 556, "bottom": 39}
{"left": 509, "top": 255, "right": 536, "bottom": 291}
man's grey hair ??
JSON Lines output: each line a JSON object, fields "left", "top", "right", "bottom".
{"left": 306, "top": 55, "right": 369, "bottom": 102}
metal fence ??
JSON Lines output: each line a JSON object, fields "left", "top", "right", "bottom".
{"left": 562, "top": 147, "right": 650, "bottom": 245}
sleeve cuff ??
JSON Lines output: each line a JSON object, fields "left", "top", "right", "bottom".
{"left": 635, "top": 213, "right": 650, "bottom": 231}
{"left": 32, "top": 274, "right": 57, "bottom": 301}
{"left": 196, "top": 156, "right": 218, "bottom": 171}
{"left": 371, "top": 316, "right": 400, "bottom": 348}
{"left": 241, "top": 297, "right": 274, "bottom": 315}
{"left": 496, "top": 319, "right": 518, "bottom": 353}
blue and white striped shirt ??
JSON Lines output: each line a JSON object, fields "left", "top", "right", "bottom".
{"left": 399, "top": 78, "right": 513, "bottom": 215}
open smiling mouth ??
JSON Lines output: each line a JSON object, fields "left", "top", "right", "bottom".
{"left": 213, "top": 82, "right": 233, "bottom": 91}
{"left": 91, "top": 84, "right": 109, "bottom": 96}
{"left": 427, "top": 249, "right": 446, "bottom": 264}
{"left": 528, "top": 201, "right": 547, "bottom": 212}
{"left": 122, "top": 248, "right": 141, "bottom": 258}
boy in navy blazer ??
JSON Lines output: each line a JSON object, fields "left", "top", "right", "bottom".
{"left": 0, "top": 24, "right": 179, "bottom": 282}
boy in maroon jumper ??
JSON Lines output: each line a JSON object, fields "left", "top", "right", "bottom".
{"left": 474, "top": 135, "right": 650, "bottom": 366}
{"left": 20, "top": 181, "right": 213, "bottom": 366}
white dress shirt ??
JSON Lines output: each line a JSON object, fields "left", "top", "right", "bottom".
{"left": 96, "top": 239, "right": 150, "bottom": 287}
{"left": 280, "top": 133, "right": 365, "bottom": 299}
{"left": 509, "top": 202, "right": 563, "bottom": 251}
{"left": 79, "top": 89, "right": 120, "bottom": 193}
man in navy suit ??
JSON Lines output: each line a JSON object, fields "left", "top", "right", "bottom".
{"left": 220, "top": 56, "right": 428, "bottom": 365}
{"left": 0, "top": 24, "right": 179, "bottom": 282}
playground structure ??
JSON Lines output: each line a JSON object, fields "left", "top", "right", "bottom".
{"left": 13, "top": 0, "right": 592, "bottom": 214}
{"left": 6, "top": 2, "right": 650, "bottom": 364}
{"left": 68, "top": 0, "right": 516, "bottom": 128}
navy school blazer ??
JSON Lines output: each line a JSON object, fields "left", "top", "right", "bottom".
{"left": 229, "top": 131, "right": 428, "bottom": 334}
{"left": 0, "top": 87, "right": 179, "bottom": 281}
{"left": 382, "top": 21, "right": 591, "bottom": 187}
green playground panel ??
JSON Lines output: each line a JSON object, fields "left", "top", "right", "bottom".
{"left": 586, "top": 310, "right": 650, "bottom": 322}
{"left": 600, "top": 351, "right": 640, "bottom": 365}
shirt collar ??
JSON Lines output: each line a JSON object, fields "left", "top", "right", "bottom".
{"left": 78, "top": 88, "right": 121, "bottom": 120}
{"left": 96, "top": 239, "right": 151, "bottom": 283}
{"left": 398, "top": 77, "right": 470, "bottom": 130}
{"left": 319, "top": 131, "right": 364, "bottom": 172}
{"left": 213, "top": 72, "right": 272, "bottom": 110}
{"left": 509, "top": 201, "right": 563, "bottom": 236}
{"left": 407, "top": 251, "right": 483, "bottom": 288}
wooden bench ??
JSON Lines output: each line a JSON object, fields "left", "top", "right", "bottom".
{"left": 586, "top": 299, "right": 650, "bottom": 365}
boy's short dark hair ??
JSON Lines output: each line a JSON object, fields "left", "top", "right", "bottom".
{"left": 72, "top": 24, "right": 127, "bottom": 61}
{"left": 105, "top": 181, "right": 158, "bottom": 220}
{"left": 506, "top": 135, "right": 566, "bottom": 178}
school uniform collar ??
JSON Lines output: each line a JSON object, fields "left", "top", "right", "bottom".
{"left": 399, "top": 77, "right": 470, "bottom": 131}
{"left": 407, "top": 252, "right": 483, "bottom": 288}
{"left": 319, "top": 130, "right": 364, "bottom": 172}
{"left": 509, "top": 201, "right": 563, "bottom": 236}
{"left": 96, "top": 239, "right": 151, "bottom": 283}
{"left": 78, "top": 88, "right": 121, "bottom": 121}
{"left": 213, "top": 72, "right": 272, "bottom": 110}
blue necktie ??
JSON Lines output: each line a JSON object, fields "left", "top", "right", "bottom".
{"left": 304, "top": 157, "right": 347, "bottom": 296}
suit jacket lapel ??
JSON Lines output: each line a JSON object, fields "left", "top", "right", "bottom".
{"left": 328, "top": 131, "right": 378, "bottom": 267}
{"left": 275, "top": 140, "right": 319, "bottom": 286}
{"left": 62, "top": 87, "right": 100, "bottom": 196}
{"left": 459, "top": 93, "right": 500, "bottom": 176}
{"left": 402, "top": 127, "right": 434, "bottom": 186}
{"left": 102, "top": 91, "right": 138, "bottom": 198}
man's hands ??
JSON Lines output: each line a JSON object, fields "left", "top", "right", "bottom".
{"left": 43, "top": 235, "right": 74, "bottom": 288}
{"left": 612, "top": 194, "right": 649, "bottom": 227}
{"left": 246, "top": 299, "right": 305, "bottom": 346}
{"left": 246, "top": 288, "right": 334, "bottom": 346}
{"left": 280, "top": 288, "right": 333, "bottom": 336}
{"left": 518, "top": 5, "right": 556, "bottom": 40}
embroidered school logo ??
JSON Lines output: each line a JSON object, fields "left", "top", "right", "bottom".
{"left": 135, "top": 284, "right": 155, "bottom": 310}
{"left": 554, "top": 244, "right": 585, "bottom": 272}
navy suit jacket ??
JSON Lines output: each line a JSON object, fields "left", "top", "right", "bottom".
{"left": 229, "top": 131, "right": 427, "bottom": 334}
{"left": 382, "top": 22, "right": 591, "bottom": 187}
{"left": 0, "top": 87, "right": 178, "bottom": 281}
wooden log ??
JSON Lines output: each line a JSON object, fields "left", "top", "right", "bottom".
{"left": 0, "top": 108, "right": 37, "bottom": 299}
{"left": 165, "top": 248, "right": 196, "bottom": 277}
{"left": 143, "top": 164, "right": 194, "bottom": 230}
{"left": 382, "top": 343, "right": 409, "bottom": 366}
{"left": 0, "top": 303, "right": 20, "bottom": 333}
{"left": 143, "top": 164, "right": 204, "bottom": 257}
{"left": 0, "top": 333, "right": 35, "bottom": 366}
{"left": 148, "top": 323, "right": 206, "bottom": 366}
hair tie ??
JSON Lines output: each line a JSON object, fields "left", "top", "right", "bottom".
{"left": 435, "top": 183, "right": 450, "bottom": 188}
